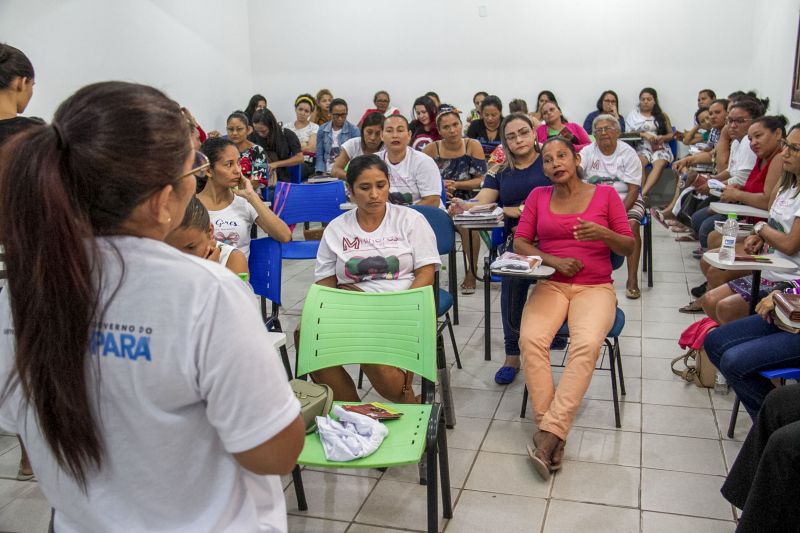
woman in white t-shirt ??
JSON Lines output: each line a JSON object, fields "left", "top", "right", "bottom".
{"left": 376, "top": 114, "right": 443, "bottom": 207}
{"left": 197, "top": 137, "right": 291, "bottom": 257}
{"left": 331, "top": 111, "right": 385, "bottom": 179}
{"left": 286, "top": 94, "right": 319, "bottom": 178}
{"left": 0, "top": 82, "right": 304, "bottom": 533}
{"left": 314, "top": 154, "right": 441, "bottom": 402}
{"left": 166, "top": 197, "right": 249, "bottom": 278}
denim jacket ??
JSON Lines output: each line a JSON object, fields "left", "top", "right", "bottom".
{"left": 315, "top": 120, "right": 360, "bottom": 172}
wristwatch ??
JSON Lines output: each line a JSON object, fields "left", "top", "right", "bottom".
{"left": 753, "top": 221, "right": 767, "bottom": 235}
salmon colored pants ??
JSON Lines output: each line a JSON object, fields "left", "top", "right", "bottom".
{"left": 519, "top": 281, "right": 617, "bottom": 440}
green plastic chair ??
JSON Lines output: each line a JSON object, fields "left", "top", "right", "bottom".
{"left": 293, "top": 284, "right": 453, "bottom": 533}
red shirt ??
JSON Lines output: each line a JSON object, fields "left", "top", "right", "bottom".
{"left": 515, "top": 184, "right": 633, "bottom": 285}
{"left": 741, "top": 156, "right": 772, "bottom": 194}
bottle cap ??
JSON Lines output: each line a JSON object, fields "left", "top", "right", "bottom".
{"left": 238, "top": 272, "right": 250, "bottom": 282}
{"left": 727, "top": 213, "right": 737, "bottom": 219}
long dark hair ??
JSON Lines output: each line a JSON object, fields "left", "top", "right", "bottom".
{"left": 0, "top": 81, "right": 191, "bottom": 489}
{"left": 535, "top": 90, "right": 557, "bottom": 112}
{"left": 410, "top": 95, "right": 439, "bottom": 137}
{"left": 251, "top": 108, "right": 286, "bottom": 153}
{"left": 360, "top": 112, "right": 384, "bottom": 151}
{"left": 640, "top": 87, "right": 668, "bottom": 135}
{"left": 595, "top": 90, "right": 619, "bottom": 112}
{"left": 0, "top": 43, "right": 34, "bottom": 88}
{"left": 244, "top": 93, "right": 266, "bottom": 121}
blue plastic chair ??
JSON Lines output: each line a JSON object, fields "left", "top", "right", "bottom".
{"left": 727, "top": 368, "right": 800, "bottom": 437}
{"left": 248, "top": 237, "right": 292, "bottom": 380}
{"left": 272, "top": 181, "right": 347, "bottom": 260}
{"left": 288, "top": 164, "right": 302, "bottom": 184}
{"left": 520, "top": 253, "right": 627, "bottom": 428}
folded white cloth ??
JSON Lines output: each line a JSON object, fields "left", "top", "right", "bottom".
{"left": 316, "top": 405, "right": 389, "bottom": 462}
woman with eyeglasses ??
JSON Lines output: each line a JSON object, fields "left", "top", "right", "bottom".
{"left": 583, "top": 90, "right": 626, "bottom": 134}
{"left": 409, "top": 95, "right": 441, "bottom": 151}
{"left": 425, "top": 105, "right": 487, "bottom": 294}
{"left": 626, "top": 87, "right": 674, "bottom": 199}
{"left": 197, "top": 137, "right": 291, "bottom": 257}
{"left": 536, "top": 101, "right": 592, "bottom": 152}
{"left": 515, "top": 137, "right": 634, "bottom": 479}
{"left": 225, "top": 111, "right": 268, "bottom": 187}
{"left": 0, "top": 81, "right": 304, "bottom": 532}
{"left": 249, "top": 108, "right": 303, "bottom": 185}
{"left": 357, "top": 90, "right": 400, "bottom": 126}
{"left": 449, "top": 113, "right": 552, "bottom": 384}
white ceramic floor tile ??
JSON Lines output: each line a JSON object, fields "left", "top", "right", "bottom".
{"left": 563, "top": 427, "right": 641, "bottom": 467}
{"left": 642, "top": 433, "right": 726, "bottom": 475}
{"left": 543, "top": 499, "right": 639, "bottom": 533}
{"left": 641, "top": 379, "right": 712, "bottom": 408}
{"left": 355, "top": 479, "right": 456, "bottom": 532}
{"left": 551, "top": 461, "right": 639, "bottom": 507}
{"left": 641, "top": 511, "right": 736, "bottom": 533}
{"left": 641, "top": 404, "right": 720, "bottom": 439}
{"left": 641, "top": 468, "right": 732, "bottom": 520}
{"left": 284, "top": 471, "right": 377, "bottom": 522}
{"left": 446, "top": 490, "right": 547, "bottom": 533}
{"left": 286, "top": 515, "right": 349, "bottom": 533}
{"left": 465, "top": 451, "right": 551, "bottom": 498}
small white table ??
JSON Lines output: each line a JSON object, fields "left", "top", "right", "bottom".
{"left": 703, "top": 251, "right": 797, "bottom": 314}
{"left": 339, "top": 202, "right": 356, "bottom": 211}
{"left": 453, "top": 218, "right": 506, "bottom": 298}
{"left": 710, "top": 202, "right": 769, "bottom": 220}
{"left": 482, "top": 262, "right": 555, "bottom": 361}
{"left": 265, "top": 331, "right": 291, "bottom": 379}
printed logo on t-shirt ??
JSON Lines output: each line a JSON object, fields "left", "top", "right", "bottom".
{"left": 90, "top": 322, "right": 153, "bottom": 362}
{"left": 586, "top": 173, "right": 620, "bottom": 186}
{"left": 344, "top": 255, "right": 400, "bottom": 282}
{"left": 411, "top": 134, "right": 434, "bottom": 152}
{"left": 214, "top": 219, "right": 241, "bottom": 246}
{"left": 389, "top": 192, "right": 413, "bottom": 205}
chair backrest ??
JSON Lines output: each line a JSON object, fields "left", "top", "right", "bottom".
{"left": 248, "top": 237, "right": 282, "bottom": 305}
{"left": 669, "top": 127, "right": 678, "bottom": 158}
{"left": 288, "top": 164, "right": 302, "bottom": 184}
{"left": 611, "top": 252, "right": 624, "bottom": 270}
{"left": 409, "top": 204, "right": 454, "bottom": 255}
{"left": 272, "top": 181, "right": 347, "bottom": 225}
{"left": 296, "top": 285, "right": 438, "bottom": 382}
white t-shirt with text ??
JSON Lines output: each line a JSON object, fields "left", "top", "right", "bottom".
{"left": 376, "top": 147, "right": 443, "bottom": 206}
{"left": 208, "top": 195, "right": 259, "bottom": 257}
{"left": 578, "top": 141, "right": 642, "bottom": 198}
{"left": 0, "top": 237, "right": 300, "bottom": 533}
{"left": 727, "top": 136, "right": 757, "bottom": 187}
{"left": 765, "top": 185, "right": 800, "bottom": 282}
{"left": 315, "top": 203, "right": 441, "bottom": 292}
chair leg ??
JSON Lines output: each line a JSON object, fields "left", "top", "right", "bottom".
{"left": 438, "top": 333, "right": 456, "bottom": 429}
{"left": 520, "top": 385, "right": 528, "bottom": 419}
{"left": 426, "top": 431, "right": 439, "bottom": 533}
{"left": 728, "top": 397, "right": 740, "bottom": 438}
{"left": 437, "top": 413, "right": 453, "bottom": 520}
{"left": 483, "top": 256, "right": 492, "bottom": 361}
{"left": 357, "top": 369, "right": 364, "bottom": 390}
{"left": 291, "top": 465, "right": 308, "bottom": 511}
{"left": 449, "top": 250, "right": 459, "bottom": 326}
{"left": 606, "top": 339, "right": 621, "bottom": 428}
{"left": 646, "top": 221, "right": 654, "bottom": 288}
{"left": 614, "top": 338, "right": 626, "bottom": 396}
{"left": 445, "top": 314, "right": 462, "bottom": 369}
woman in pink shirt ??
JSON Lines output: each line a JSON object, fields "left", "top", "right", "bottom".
{"left": 514, "top": 137, "right": 634, "bottom": 480}
{"left": 535, "top": 101, "right": 592, "bottom": 152}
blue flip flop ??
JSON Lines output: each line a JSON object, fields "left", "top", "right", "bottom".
{"left": 494, "top": 366, "right": 519, "bottom": 385}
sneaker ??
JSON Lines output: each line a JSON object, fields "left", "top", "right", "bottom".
{"left": 691, "top": 281, "right": 708, "bottom": 298}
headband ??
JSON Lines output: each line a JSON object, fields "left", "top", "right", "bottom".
{"left": 295, "top": 96, "right": 316, "bottom": 109}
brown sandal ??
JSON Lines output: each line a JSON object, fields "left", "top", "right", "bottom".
{"left": 526, "top": 443, "right": 552, "bottom": 480}
{"left": 679, "top": 300, "right": 704, "bottom": 314}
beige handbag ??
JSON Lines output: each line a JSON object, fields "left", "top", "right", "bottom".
{"left": 290, "top": 379, "right": 334, "bottom": 433}
{"left": 671, "top": 348, "right": 716, "bottom": 388}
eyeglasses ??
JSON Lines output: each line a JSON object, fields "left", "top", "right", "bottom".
{"left": 375, "top": 99, "right": 390, "bottom": 104}
{"left": 727, "top": 117, "right": 750, "bottom": 125}
{"left": 779, "top": 139, "right": 800, "bottom": 155}
{"left": 505, "top": 128, "right": 533, "bottom": 143}
{"left": 602, "top": 99, "right": 617, "bottom": 104}
{"left": 331, "top": 112, "right": 348, "bottom": 118}
{"left": 594, "top": 126, "right": 617, "bottom": 134}
{"left": 176, "top": 151, "right": 210, "bottom": 181}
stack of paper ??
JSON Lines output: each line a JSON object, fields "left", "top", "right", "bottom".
{"left": 453, "top": 205, "right": 503, "bottom": 224}
{"left": 490, "top": 252, "right": 543, "bottom": 273}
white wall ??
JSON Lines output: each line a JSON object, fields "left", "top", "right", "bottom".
{"left": 0, "top": 0, "right": 252, "bottom": 129}
{"left": 751, "top": 0, "right": 800, "bottom": 125}
{"left": 252, "top": 0, "right": 758, "bottom": 130}
{"left": 4, "top": 0, "right": 800, "bottom": 133}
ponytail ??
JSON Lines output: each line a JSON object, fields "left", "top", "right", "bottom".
{"left": 0, "top": 81, "right": 191, "bottom": 489}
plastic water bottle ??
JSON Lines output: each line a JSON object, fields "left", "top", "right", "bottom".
{"left": 714, "top": 371, "right": 729, "bottom": 394}
{"left": 718, "top": 213, "right": 738, "bottom": 265}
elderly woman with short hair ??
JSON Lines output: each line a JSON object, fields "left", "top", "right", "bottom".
{"left": 579, "top": 115, "right": 644, "bottom": 298}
